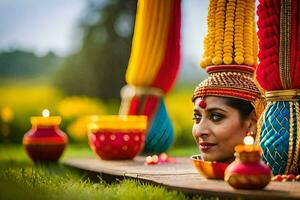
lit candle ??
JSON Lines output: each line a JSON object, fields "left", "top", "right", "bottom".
{"left": 234, "top": 135, "right": 261, "bottom": 153}
{"left": 30, "top": 109, "right": 61, "bottom": 127}
{"left": 225, "top": 135, "right": 272, "bottom": 190}
{"left": 42, "top": 109, "right": 50, "bottom": 117}
{"left": 23, "top": 109, "right": 68, "bottom": 163}
{"left": 244, "top": 135, "right": 254, "bottom": 145}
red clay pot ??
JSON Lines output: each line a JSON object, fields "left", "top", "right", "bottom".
{"left": 23, "top": 116, "right": 68, "bottom": 162}
{"left": 225, "top": 147, "right": 271, "bottom": 190}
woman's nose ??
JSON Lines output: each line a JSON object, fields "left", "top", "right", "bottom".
{"left": 194, "top": 120, "right": 210, "bottom": 138}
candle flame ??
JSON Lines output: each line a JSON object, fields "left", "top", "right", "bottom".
{"left": 42, "top": 109, "right": 50, "bottom": 117}
{"left": 244, "top": 135, "right": 254, "bottom": 145}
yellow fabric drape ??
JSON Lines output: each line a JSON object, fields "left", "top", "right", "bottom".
{"left": 126, "top": 0, "right": 173, "bottom": 86}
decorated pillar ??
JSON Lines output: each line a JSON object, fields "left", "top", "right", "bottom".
{"left": 256, "top": 0, "right": 300, "bottom": 175}
{"left": 119, "top": 0, "right": 181, "bottom": 153}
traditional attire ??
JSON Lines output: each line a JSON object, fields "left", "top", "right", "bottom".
{"left": 256, "top": 0, "right": 300, "bottom": 175}
{"left": 192, "top": 0, "right": 263, "bottom": 119}
{"left": 119, "top": 0, "right": 181, "bottom": 153}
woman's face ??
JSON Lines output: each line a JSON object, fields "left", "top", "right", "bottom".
{"left": 192, "top": 96, "right": 254, "bottom": 162}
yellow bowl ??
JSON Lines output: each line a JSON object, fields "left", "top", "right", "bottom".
{"left": 191, "top": 155, "right": 230, "bottom": 179}
{"left": 87, "top": 115, "right": 147, "bottom": 131}
{"left": 87, "top": 115, "right": 148, "bottom": 160}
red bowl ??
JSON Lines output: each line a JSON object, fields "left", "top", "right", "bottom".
{"left": 88, "top": 115, "right": 147, "bottom": 160}
{"left": 191, "top": 155, "right": 230, "bottom": 179}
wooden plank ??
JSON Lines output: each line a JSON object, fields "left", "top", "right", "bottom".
{"left": 137, "top": 174, "right": 300, "bottom": 200}
{"left": 63, "top": 157, "right": 300, "bottom": 200}
{"left": 64, "top": 157, "right": 198, "bottom": 177}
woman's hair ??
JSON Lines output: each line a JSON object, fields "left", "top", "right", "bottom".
{"left": 223, "top": 97, "right": 254, "bottom": 120}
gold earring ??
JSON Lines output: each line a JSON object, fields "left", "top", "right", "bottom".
{"left": 247, "top": 131, "right": 254, "bottom": 136}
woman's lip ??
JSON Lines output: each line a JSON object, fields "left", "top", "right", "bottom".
{"left": 199, "top": 143, "right": 216, "bottom": 151}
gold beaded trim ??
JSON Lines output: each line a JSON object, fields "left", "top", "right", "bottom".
{"left": 291, "top": 101, "right": 300, "bottom": 173}
{"left": 285, "top": 102, "right": 294, "bottom": 174}
{"left": 193, "top": 71, "right": 260, "bottom": 101}
{"left": 279, "top": 0, "right": 292, "bottom": 89}
{"left": 265, "top": 89, "right": 300, "bottom": 102}
{"left": 295, "top": 101, "right": 300, "bottom": 173}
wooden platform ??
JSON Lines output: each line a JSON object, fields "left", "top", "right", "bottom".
{"left": 63, "top": 157, "right": 300, "bottom": 200}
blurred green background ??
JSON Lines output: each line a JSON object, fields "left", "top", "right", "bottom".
{"left": 0, "top": 1, "right": 212, "bottom": 199}
{"left": 0, "top": 0, "right": 207, "bottom": 150}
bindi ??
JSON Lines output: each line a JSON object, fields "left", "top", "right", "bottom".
{"left": 198, "top": 98, "right": 207, "bottom": 109}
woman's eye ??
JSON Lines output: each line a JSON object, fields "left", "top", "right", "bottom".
{"left": 192, "top": 114, "right": 201, "bottom": 123}
{"left": 210, "top": 113, "right": 223, "bottom": 122}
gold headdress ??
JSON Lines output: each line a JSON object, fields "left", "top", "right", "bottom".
{"left": 193, "top": 0, "right": 264, "bottom": 118}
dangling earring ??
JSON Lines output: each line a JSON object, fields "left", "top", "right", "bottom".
{"left": 247, "top": 131, "right": 254, "bottom": 137}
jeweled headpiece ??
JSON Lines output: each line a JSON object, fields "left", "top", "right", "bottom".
{"left": 192, "top": 65, "right": 261, "bottom": 103}
{"left": 192, "top": 0, "right": 263, "bottom": 117}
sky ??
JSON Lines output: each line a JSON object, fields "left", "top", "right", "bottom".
{"left": 0, "top": 0, "right": 86, "bottom": 56}
{"left": 181, "top": 0, "right": 208, "bottom": 82}
{"left": 0, "top": 0, "right": 208, "bottom": 81}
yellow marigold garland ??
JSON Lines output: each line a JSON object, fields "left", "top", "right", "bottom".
{"left": 234, "top": 0, "right": 245, "bottom": 64}
{"left": 208, "top": 0, "right": 217, "bottom": 65}
{"left": 201, "top": 35, "right": 211, "bottom": 69}
{"left": 201, "top": 0, "right": 217, "bottom": 68}
{"left": 253, "top": 16, "right": 258, "bottom": 66}
{"left": 200, "top": 0, "right": 257, "bottom": 68}
{"left": 243, "top": 0, "right": 254, "bottom": 65}
{"left": 223, "top": 0, "right": 236, "bottom": 64}
{"left": 212, "top": 0, "right": 226, "bottom": 65}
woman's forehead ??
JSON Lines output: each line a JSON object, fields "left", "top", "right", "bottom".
{"left": 194, "top": 96, "right": 229, "bottom": 110}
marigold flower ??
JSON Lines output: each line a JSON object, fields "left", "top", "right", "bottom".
{"left": 200, "top": 0, "right": 257, "bottom": 68}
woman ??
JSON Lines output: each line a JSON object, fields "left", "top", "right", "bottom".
{"left": 191, "top": 65, "right": 264, "bottom": 162}
{"left": 192, "top": 95, "right": 257, "bottom": 162}
{"left": 191, "top": 0, "right": 263, "bottom": 162}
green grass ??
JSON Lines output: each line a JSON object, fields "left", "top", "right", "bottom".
{"left": 0, "top": 144, "right": 213, "bottom": 200}
{"left": 0, "top": 144, "right": 198, "bottom": 161}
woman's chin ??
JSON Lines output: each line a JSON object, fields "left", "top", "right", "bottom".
{"left": 201, "top": 153, "right": 234, "bottom": 162}
{"left": 200, "top": 153, "right": 217, "bottom": 161}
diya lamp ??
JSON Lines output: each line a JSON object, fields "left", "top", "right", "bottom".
{"left": 23, "top": 109, "right": 68, "bottom": 163}
{"left": 224, "top": 135, "right": 271, "bottom": 189}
